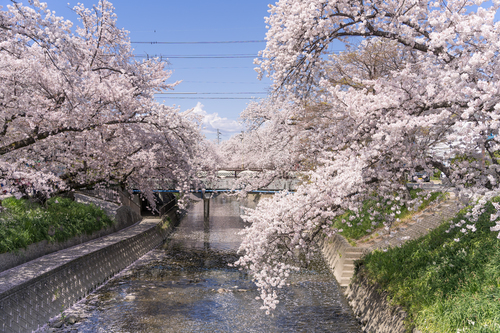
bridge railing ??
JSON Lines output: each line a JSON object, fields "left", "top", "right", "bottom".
{"left": 205, "top": 169, "right": 298, "bottom": 180}
{"left": 79, "top": 186, "right": 142, "bottom": 217}
{"left": 79, "top": 186, "right": 121, "bottom": 204}
{"left": 158, "top": 194, "right": 177, "bottom": 217}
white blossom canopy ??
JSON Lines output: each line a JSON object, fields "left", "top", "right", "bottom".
{"left": 234, "top": 0, "right": 500, "bottom": 312}
{"left": 0, "top": 0, "right": 213, "bottom": 202}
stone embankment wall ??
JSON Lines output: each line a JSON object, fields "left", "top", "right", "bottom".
{"left": 321, "top": 236, "right": 406, "bottom": 333}
{"left": 321, "top": 197, "right": 461, "bottom": 333}
{"left": 0, "top": 207, "right": 177, "bottom": 333}
{"left": 345, "top": 274, "right": 408, "bottom": 333}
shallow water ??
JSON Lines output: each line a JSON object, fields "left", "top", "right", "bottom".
{"left": 58, "top": 194, "right": 361, "bottom": 333}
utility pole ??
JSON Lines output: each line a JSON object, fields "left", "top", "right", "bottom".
{"left": 217, "top": 129, "right": 221, "bottom": 145}
{"left": 240, "top": 131, "right": 244, "bottom": 170}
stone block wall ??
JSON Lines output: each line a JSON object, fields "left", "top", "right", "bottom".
{"left": 345, "top": 273, "right": 408, "bottom": 333}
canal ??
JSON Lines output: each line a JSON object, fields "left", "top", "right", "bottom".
{"left": 48, "top": 194, "right": 362, "bottom": 332}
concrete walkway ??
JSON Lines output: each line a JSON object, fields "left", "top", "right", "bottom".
{"left": 0, "top": 194, "right": 140, "bottom": 273}
{"left": 360, "top": 197, "right": 462, "bottom": 252}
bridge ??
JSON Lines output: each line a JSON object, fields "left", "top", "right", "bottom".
{"left": 82, "top": 170, "right": 445, "bottom": 218}
{"left": 192, "top": 169, "right": 300, "bottom": 220}
{"left": 78, "top": 169, "right": 300, "bottom": 217}
{"left": 142, "top": 169, "right": 300, "bottom": 218}
{"left": 197, "top": 169, "right": 299, "bottom": 193}
{"left": 141, "top": 169, "right": 300, "bottom": 195}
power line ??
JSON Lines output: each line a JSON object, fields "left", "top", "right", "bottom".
{"left": 168, "top": 66, "right": 255, "bottom": 69}
{"left": 131, "top": 40, "right": 266, "bottom": 44}
{"left": 156, "top": 92, "right": 267, "bottom": 95}
{"left": 134, "top": 54, "right": 259, "bottom": 59}
{"left": 156, "top": 97, "right": 261, "bottom": 100}
{"left": 182, "top": 81, "right": 266, "bottom": 84}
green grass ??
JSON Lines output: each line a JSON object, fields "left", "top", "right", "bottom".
{"left": 360, "top": 198, "right": 500, "bottom": 332}
{"left": 332, "top": 190, "right": 444, "bottom": 241}
{"left": 0, "top": 196, "right": 114, "bottom": 254}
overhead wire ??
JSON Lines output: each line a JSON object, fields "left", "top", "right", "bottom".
{"left": 156, "top": 92, "right": 268, "bottom": 100}
{"left": 131, "top": 40, "right": 266, "bottom": 44}
{"left": 167, "top": 66, "right": 255, "bottom": 69}
{"left": 134, "top": 54, "right": 260, "bottom": 59}
{"left": 182, "top": 81, "right": 265, "bottom": 84}
{"left": 156, "top": 97, "right": 261, "bottom": 100}
{"left": 130, "top": 40, "right": 277, "bottom": 102}
{"left": 156, "top": 92, "right": 266, "bottom": 95}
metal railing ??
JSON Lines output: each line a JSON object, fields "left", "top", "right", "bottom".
{"left": 159, "top": 198, "right": 177, "bottom": 217}
{"left": 78, "top": 186, "right": 142, "bottom": 217}
{"left": 79, "top": 186, "right": 121, "bottom": 204}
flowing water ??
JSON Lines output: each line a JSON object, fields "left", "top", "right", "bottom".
{"left": 53, "top": 194, "right": 362, "bottom": 333}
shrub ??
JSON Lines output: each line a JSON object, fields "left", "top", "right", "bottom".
{"left": 0, "top": 196, "right": 114, "bottom": 253}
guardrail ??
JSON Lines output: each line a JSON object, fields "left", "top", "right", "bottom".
{"left": 159, "top": 198, "right": 177, "bottom": 217}
{"left": 79, "top": 186, "right": 142, "bottom": 217}
{"left": 79, "top": 187, "right": 121, "bottom": 204}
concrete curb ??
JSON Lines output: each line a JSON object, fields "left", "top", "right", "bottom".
{"left": 0, "top": 209, "right": 177, "bottom": 333}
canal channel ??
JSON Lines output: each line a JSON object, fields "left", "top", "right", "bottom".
{"left": 47, "top": 194, "right": 362, "bottom": 332}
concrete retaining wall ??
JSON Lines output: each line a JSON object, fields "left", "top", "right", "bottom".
{"left": 320, "top": 235, "right": 407, "bottom": 333}
{"left": 319, "top": 234, "right": 366, "bottom": 287}
{"left": 0, "top": 210, "right": 177, "bottom": 333}
{"left": 118, "top": 191, "right": 141, "bottom": 217}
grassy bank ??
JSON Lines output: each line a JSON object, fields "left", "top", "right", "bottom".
{"left": 333, "top": 189, "right": 444, "bottom": 242}
{"left": 0, "top": 196, "right": 114, "bottom": 254}
{"left": 360, "top": 198, "right": 500, "bottom": 332}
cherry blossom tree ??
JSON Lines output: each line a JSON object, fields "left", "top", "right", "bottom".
{"left": 236, "top": 0, "right": 500, "bottom": 312}
{"left": 216, "top": 98, "right": 304, "bottom": 192}
{"left": 326, "top": 38, "right": 411, "bottom": 89}
{"left": 0, "top": 0, "right": 211, "bottom": 202}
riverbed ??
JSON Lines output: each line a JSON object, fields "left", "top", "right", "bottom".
{"left": 45, "top": 194, "right": 361, "bottom": 332}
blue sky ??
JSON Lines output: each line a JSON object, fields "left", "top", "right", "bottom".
{"left": 0, "top": 0, "right": 274, "bottom": 141}
{"left": 4, "top": 1, "right": 498, "bottom": 141}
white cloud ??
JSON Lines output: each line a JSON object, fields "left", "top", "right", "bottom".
{"left": 192, "top": 102, "right": 243, "bottom": 136}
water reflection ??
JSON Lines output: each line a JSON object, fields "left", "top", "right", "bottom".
{"left": 55, "top": 194, "right": 361, "bottom": 333}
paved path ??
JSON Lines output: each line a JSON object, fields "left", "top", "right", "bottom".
{"left": 360, "top": 197, "right": 462, "bottom": 251}
{"left": 322, "top": 195, "right": 463, "bottom": 288}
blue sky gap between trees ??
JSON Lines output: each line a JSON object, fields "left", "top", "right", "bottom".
{"left": 0, "top": 0, "right": 277, "bottom": 140}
